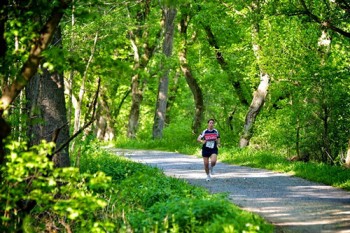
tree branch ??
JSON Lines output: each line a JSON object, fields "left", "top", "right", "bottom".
{"left": 299, "top": 0, "right": 350, "bottom": 38}
{"left": 0, "top": 0, "right": 72, "bottom": 114}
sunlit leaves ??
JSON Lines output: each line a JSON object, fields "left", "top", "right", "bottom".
{"left": 0, "top": 140, "right": 113, "bottom": 231}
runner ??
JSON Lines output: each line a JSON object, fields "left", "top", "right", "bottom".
{"left": 197, "top": 119, "right": 220, "bottom": 181}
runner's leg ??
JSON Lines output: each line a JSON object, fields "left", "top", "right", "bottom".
{"left": 203, "top": 157, "right": 210, "bottom": 175}
{"left": 211, "top": 154, "right": 217, "bottom": 167}
{"left": 210, "top": 154, "right": 217, "bottom": 175}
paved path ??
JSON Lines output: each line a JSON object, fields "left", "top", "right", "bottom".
{"left": 110, "top": 148, "right": 350, "bottom": 233}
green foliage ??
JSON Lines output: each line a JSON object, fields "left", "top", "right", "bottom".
{"left": 128, "top": 195, "right": 272, "bottom": 233}
{"left": 0, "top": 140, "right": 113, "bottom": 232}
{"left": 73, "top": 139, "right": 273, "bottom": 232}
{"left": 1, "top": 0, "right": 59, "bottom": 83}
{"left": 3, "top": 0, "right": 350, "bottom": 229}
{"left": 0, "top": 137, "right": 276, "bottom": 232}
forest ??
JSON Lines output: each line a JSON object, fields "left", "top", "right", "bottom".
{"left": 1, "top": 0, "right": 350, "bottom": 232}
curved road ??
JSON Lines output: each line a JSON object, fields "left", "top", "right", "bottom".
{"left": 110, "top": 148, "right": 350, "bottom": 233}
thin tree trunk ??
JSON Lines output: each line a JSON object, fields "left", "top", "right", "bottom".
{"left": 239, "top": 74, "right": 269, "bottom": 147}
{"left": 165, "top": 71, "right": 179, "bottom": 125}
{"left": 296, "top": 116, "right": 301, "bottom": 157}
{"left": 318, "top": 30, "right": 332, "bottom": 163}
{"left": 152, "top": 6, "right": 176, "bottom": 139}
{"left": 116, "top": 88, "right": 131, "bottom": 118}
{"left": 67, "top": 0, "right": 75, "bottom": 129}
{"left": 126, "top": 29, "right": 141, "bottom": 139}
{"left": 73, "top": 32, "right": 98, "bottom": 133}
{"left": 345, "top": 139, "right": 350, "bottom": 168}
{"left": 127, "top": 74, "right": 143, "bottom": 138}
{"left": 179, "top": 8, "right": 204, "bottom": 134}
{"left": 239, "top": 2, "right": 269, "bottom": 148}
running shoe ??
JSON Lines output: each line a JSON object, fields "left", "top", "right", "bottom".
{"left": 206, "top": 175, "right": 211, "bottom": 181}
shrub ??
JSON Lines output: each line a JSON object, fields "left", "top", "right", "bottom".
{"left": 0, "top": 141, "right": 113, "bottom": 232}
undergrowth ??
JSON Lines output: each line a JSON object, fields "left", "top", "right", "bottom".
{"left": 0, "top": 139, "right": 273, "bottom": 232}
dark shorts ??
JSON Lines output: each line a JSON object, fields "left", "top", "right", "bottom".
{"left": 202, "top": 148, "right": 218, "bottom": 157}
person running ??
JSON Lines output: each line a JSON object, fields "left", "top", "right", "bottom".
{"left": 197, "top": 119, "right": 220, "bottom": 181}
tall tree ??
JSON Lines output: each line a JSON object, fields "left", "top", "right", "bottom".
{"left": 239, "top": 1, "right": 269, "bottom": 148}
{"left": 127, "top": 0, "right": 161, "bottom": 138}
{"left": 152, "top": 5, "right": 177, "bottom": 139}
{"left": 73, "top": 32, "right": 98, "bottom": 134}
{"left": 178, "top": 4, "right": 204, "bottom": 134}
{"left": 26, "top": 28, "right": 70, "bottom": 168}
{"left": 0, "top": 0, "right": 72, "bottom": 165}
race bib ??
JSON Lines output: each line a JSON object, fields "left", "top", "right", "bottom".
{"left": 206, "top": 141, "right": 215, "bottom": 149}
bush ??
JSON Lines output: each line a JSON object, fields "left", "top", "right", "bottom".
{"left": 128, "top": 195, "right": 273, "bottom": 233}
{"left": 0, "top": 141, "right": 113, "bottom": 232}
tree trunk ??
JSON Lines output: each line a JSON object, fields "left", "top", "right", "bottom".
{"left": 67, "top": 0, "right": 76, "bottom": 129}
{"left": 26, "top": 28, "right": 70, "bottom": 168}
{"left": 0, "top": 0, "right": 10, "bottom": 165}
{"left": 73, "top": 32, "right": 98, "bottom": 133}
{"left": 345, "top": 139, "right": 350, "bottom": 168}
{"left": 165, "top": 71, "right": 179, "bottom": 125}
{"left": 318, "top": 30, "right": 332, "bottom": 163}
{"left": 94, "top": 93, "right": 115, "bottom": 141}
{"left": 239, "top": 74, "right": 269, "bottom": 147}
{"left": 127, "top": 1, "right": 159, "bottom": 138}
{"left": 128, "top": 73, "right": 143, "bottom": 138}
{"left": 26, "top": 70, "right": 70, "bottom": 167}
{"left": 152, "top": 6, "right": 176, "bottom": 139}
{"left": 239, "top": 4, "right": 269, "bottom": 148}
{"left": 179, "top": 9, "right": 204, "bottom": 134}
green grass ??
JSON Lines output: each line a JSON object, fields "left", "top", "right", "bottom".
{"left": 219, "top": 147, "right": 350, "bottom": 191}
{"left": 78, "top": 145, "right": 274, "bottom": 232}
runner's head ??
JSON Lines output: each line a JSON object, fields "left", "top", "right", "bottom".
{"left": 208, "top": 119, "right": 215, "bottom": 130}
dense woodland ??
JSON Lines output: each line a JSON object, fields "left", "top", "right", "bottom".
{"left": 0, "top": 0, "right": 350, "bottom": 231}
{"left": 1, "top": 0, "right": 350, "bottom": 164}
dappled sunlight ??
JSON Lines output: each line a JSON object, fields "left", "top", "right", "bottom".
{"left": 109, "top": 148, "right": 350, "bottom": 232}
{"left": 288, "top": 186, "right": 350, "bottom": 201}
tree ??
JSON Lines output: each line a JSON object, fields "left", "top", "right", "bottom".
{"left": 127, "top": 0, "right": 161, "bottom": 138}
{"left": 0, "top": 0, "right": 72, "bottom": 165}
{"left": 178, "top": 3, "right": 204, "bottom": 134}
{"left": 26, "top": 28, "right": 70, "bottom": 168}
{"left": 239, "top": 0, "right": 269, "bottom": 148}
{"left": 152, "top": 5, "right": 177, "bottom": 139}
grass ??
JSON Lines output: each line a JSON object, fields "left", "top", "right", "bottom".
{"left": 77, "top": 144, "right": 274, "bottom": 232}
{"left": 218, "top": 147, "right": 350, "bottom": 191}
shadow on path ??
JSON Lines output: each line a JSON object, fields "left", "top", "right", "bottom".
{"left": 109, "top": 148, "right": 350, "bottom": 233}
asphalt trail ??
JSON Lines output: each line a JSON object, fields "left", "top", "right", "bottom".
{"left": 109, "top": 148, "right": 350, "bottom": 233}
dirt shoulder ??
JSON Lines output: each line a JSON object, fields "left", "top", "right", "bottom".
{"left": 109, "top": 148, "right": 350, "bottom": 233}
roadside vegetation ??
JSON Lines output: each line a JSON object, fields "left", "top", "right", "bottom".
{"left": 1, "top": 137, "right": 273, "bottom": 232}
